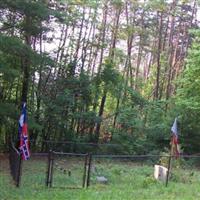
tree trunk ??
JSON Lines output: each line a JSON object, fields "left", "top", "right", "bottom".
{"left": 21, "top": 16, "right": 32, "bottom": 103}
{"left": 154, "top": 11, "right": 163, "bottom": 100}
{"left": 94, "top": 89, "right": 107, "bottom": 142}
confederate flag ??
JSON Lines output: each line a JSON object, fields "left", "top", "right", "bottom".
{"left": 18, "top": 103, "right": 30, "bottom": 160}
{"left": 171, "top": 118, "right": 180, "bottom": 157}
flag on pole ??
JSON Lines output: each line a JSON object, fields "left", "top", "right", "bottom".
{"left": 18, "top": 103, "right": 30, "bottom": 160}
{"left": 171, "top": 118, "right": 180, "bottom": 157}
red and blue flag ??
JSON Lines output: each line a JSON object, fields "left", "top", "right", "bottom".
{"left": 18, "top": 103, "right": 30, "bottom": 160}
{"left": 171, "top": 118, "right": 180, "bottom": 157}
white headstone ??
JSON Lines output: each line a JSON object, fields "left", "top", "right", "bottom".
{"left": 154, "top": 165, "right": 168, "bottom": 182}
{"left": 96, "top": 176, "right": 108, "bottom": 184}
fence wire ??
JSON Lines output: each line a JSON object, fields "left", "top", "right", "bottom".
{"left": 89, "top": 154, "right": 200, "bottom": 187}
{"left": 20, "top": 153, "right": 48, "bottom": 189}
{"left": 48, "top": 152, "right": 88, "bottom": 189}
{"left": 6, "top": 140, "right": 200, "bottom": 189}
{"left": 9, "top": 142, "right": 21, "bottom": 187}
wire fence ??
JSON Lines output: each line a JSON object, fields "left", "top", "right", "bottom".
{"left": 6, "top": 140, "right": 200, "bottom": 189}
{"left": 9, "top": 142, "right": 22, "bottom": 187}
{"left": 18, "top": 139, "right": 123, "bottom": 154}
{"left": 20, "top": 153, "right": 48, "bottom": 189}
{"left": 46, "top": 151, "right": 90, "bottom": 189}
{"left": 8, "top": 139, "right": 122, "bottom": 156}
{"left": 44, "top": 153, "right": 200, "bottom": 188}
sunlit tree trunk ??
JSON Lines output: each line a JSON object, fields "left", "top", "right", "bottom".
{"left": 154, "top": 11, "right": 163, "bottom": 100}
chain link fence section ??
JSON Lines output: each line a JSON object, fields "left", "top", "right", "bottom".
{"left": 9, "top": 142, "right": 22, "bottom": 187}
{"left": 46, "top": 151, "right": 90, "bottom": 189}
{"left": 20, "top": 153, "right": 48, "bottom": 189}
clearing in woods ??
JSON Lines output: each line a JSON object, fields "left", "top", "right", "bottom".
{"left": 1, "top": 155, "right": 200, "bottom": 200}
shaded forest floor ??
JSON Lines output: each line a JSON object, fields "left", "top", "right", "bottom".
{"left": 1, "top": 156, "right": 200, "bottom": 200}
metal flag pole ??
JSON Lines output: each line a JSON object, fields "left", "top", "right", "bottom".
{"left": 166, "top": 137, "right": 173, "bottom": 187}
{"left": 166, "top": 117, "right": 180, "bottom": 187}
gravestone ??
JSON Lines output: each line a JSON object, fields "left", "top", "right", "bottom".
{"left": 154, "top": 165, "right": 168, "bottom": 182}
{"left": 96, "top": 176, "right": 108, "bottom": 184}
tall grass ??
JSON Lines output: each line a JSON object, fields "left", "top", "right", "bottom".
{"left": 1, "top": 158, "right": 200, "bottom": 200}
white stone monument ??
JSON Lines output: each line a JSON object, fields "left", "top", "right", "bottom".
{"left": 96, "top": 176, "right": 108, "bottom": 184}
{"left": 154, "top": 165, "right": 168, "bottom": 182}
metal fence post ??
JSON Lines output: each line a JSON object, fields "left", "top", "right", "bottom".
{"left": 16, "top": 154, "right": 22, "bottom": 187}
{"left": 46, "top": 150, "right": 52, "bottom": 187}
{"left": 166, "top": 155, "right": 172, "bottom": 187}
{"left": 82, "top": 154, "right": 88, "bottom": 188}
{"left": 46, "top": 150, "right": 54, "bottom": 188}
{"left": 49, "top": 151, "right": 54, "bottom": 188}
{"left": 86, "top": 154, "right": 92, "bottom": 188}
{"left": 9, "top": 142, "right": 23, "bottom": 187}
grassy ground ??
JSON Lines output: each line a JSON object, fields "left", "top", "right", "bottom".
{"left": 1, "top": 156, "right": 200, "bottom": 200}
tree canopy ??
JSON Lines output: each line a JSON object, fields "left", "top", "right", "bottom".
{"left": 0, "top": 0, "right": 200, "bottom": 154}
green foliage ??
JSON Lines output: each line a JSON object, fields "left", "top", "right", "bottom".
{"left": 110, "top": 94, "right": 173, "bottom": 154}
{"left": 175, "top": 30, "right": 200, "bottom": 153}
{"left": 142, "top": 176, "right": 157, "bottom": 188}
{"left": 0, "top": 34, "right": 34, "bottom": 58}
{"left": 147, "top": 0, "right": 168, "bottom": 12}
{"left": 0, "top": 0, "right": 198, "bottom": 155}
{"left": 100, "top": 59, "right": 121, "bottom": 88}
{"left": 0, "top": 103, "right": 17, "bottom": 123}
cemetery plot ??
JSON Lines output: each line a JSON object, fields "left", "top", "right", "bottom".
{"left": 48, "top": 152, "right": 88, "bottom": 189}
{"left": 89, "top": 155, "right": 200, "bottom": 187}
{"left": 90, "top": 156, "right": 156, "bottom": 187}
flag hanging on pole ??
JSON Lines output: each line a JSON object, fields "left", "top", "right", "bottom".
{"left": 171, "top": 118, "right": 180, "bottom": 157}
{"left": 18, "top": 103, "right": 30, "bottom": 160}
